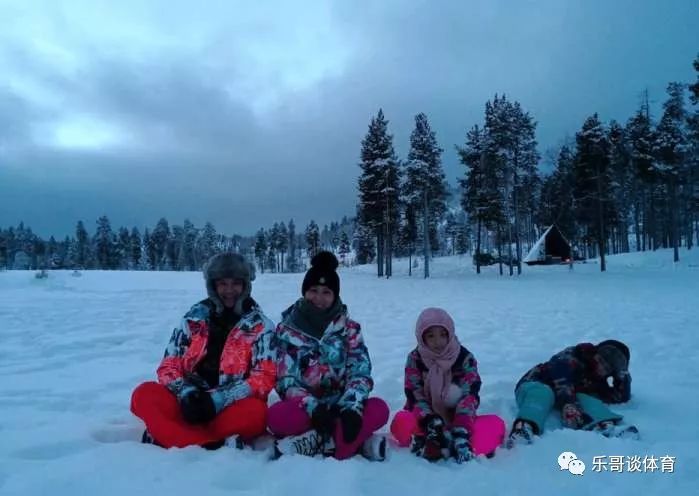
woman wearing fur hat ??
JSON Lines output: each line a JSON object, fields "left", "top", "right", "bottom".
{"left": 390, "top": 308, "right": 506, "bottom": 463}
{"left": 507, "top": 339, "right": 638, "bottom": 447}
{"left": 130, "top": 252, "right": 276, "bottom": 449}
{"left": 268, "top": 251, "right": 389, "bottom": 461}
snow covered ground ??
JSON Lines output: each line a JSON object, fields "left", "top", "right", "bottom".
{"left": 1, "top": 249, "right": 698, "bottom": 496}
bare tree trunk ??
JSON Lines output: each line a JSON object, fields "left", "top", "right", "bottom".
{"left": 385, "top": 228, "right": 392, "bottom": 279}
{"left": 475, "top": 218, "right": 482, "bottom": 275}
{"left": 596, "top": 162, "right": 607, "bottom": 272}
{"left": 670, "top": 178, "right": 680, "bottom": 263}
{"left": 497, "top": 228, "right": 503, "bottom": 276}
{"left": 686, "top": 203, "right": 693, "bottom": 250}
{"left": 642, "top": 188, "right": 648, "bottom": 251}
{"left": 376, "top": 227, "right": 384, "bottom": 277}
{"left": 634, "top": 200, "right": 641, "bottom": 252}
{"left": 423, "top": 190, "right": 430, "bottom": 279}
{"left": 513, "top": 171, "right": 522, "bottom": 275}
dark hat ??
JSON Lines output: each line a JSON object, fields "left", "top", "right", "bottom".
{"left": 597, "top": 339, "right": 630, "bottom": 373}
{"left": 203, "top": 252, "right": 255, "bottom": 314}
{"left": 302, "top": 251, "right": 340, "bottom": 298}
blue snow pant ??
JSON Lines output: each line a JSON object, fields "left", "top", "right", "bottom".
{"left": 515, "top": 381, "right": 623, "bottom": 433}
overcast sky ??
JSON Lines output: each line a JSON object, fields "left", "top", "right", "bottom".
{"left": 1, "top": 0, "right": 697, "bottom": 238}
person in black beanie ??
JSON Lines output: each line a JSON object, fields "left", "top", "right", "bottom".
{"left": 267, "top": 251, "right": 389, "bottom": 461}
{"left": 507, "top": 339, "right": 638, "bottom": 448}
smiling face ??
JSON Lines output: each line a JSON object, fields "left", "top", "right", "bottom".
{"left": 422, "top": 326, "right": 450, "bottom": 353}
{"left": 304, "top": 284, "right": 335, "bottom": 310}
{"left": 215, "top": 278, "right": 245, "bottom": 309}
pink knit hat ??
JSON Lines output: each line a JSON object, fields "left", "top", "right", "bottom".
{"left": 415, "top": 307, "right": 456, "bottom": 344}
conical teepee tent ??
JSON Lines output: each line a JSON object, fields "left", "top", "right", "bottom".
{"left": 524, "top": 225, "right": 572, "bottom": 265}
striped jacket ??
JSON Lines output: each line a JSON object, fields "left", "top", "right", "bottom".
{"left": 273, "top": 303, "right": 373, "bottom": 415}
{"left": 404, "top": 346, "right": 481, "bottom": 428}
{"left": 516, "top": 343, "right": 631, "bottom": 407}
{"left": 157, "top": 298, "right": 276, "bottom": 411}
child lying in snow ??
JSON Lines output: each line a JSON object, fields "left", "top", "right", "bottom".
{"left": 390, "top": 308, "right": 505, "bottom": 462}
{"left": 507, "top": 339, "right": 638, "bottom": 447}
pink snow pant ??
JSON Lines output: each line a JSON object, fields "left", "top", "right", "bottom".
{"left": 267, "top": 398, "right": 390, "bottom": 460}
{"left": 390, "top": 409, "right": 506, "bottom": 456}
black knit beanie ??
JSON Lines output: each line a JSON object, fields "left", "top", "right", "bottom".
{"left": 302, "top": 251, "right": 340, "bottom": 298}
{"left": 597, "top": 339, "right": 630, "bottom": 373}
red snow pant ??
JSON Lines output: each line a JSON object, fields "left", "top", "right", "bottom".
{"left": 131, "top": 381, "right": 267, "bottom": 448}
{"left": 267, "top": 397, "right": 390, "bottom": 460}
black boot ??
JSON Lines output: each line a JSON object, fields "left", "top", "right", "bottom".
{"left": 141, "top": 430, "right": 163, "bottom": 448}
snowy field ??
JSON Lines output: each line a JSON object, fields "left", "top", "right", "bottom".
{"left": 1, "top": 249, "right": 698, "bottom": 496}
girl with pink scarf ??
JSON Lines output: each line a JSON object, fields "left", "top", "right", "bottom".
{"left": 389, "top": 307, "right": 505, "bottom": 462}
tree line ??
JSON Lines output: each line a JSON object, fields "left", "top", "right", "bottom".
{"left": 355, "top": 54, "right": 699, "bottom": 275}
{"left": 3, "top": 55, "right": 697, "bottom": 275}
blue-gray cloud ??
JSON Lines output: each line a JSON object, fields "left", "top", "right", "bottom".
{"left": 1, "top": 0, "right": 697, "bottom": 238}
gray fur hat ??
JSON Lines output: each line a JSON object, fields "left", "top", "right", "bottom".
{"left": 203, "top": 252, "right": 256, "bottom": 314}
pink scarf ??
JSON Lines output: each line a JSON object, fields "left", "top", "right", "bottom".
{"left": 415, "top": 307, "right": 461, "bottom": 421}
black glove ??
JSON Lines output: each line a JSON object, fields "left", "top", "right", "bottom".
{"left": 422, "top": 414, "right": 446, "bottom": 444}
{"left": 311, "top": 404, "right": 338, "bottom": 437}
{"left": 339, "top": 409, "right": 363, "bottom": 443}
{"left": 179, "top": 389, "right": 216, "bottom": 425}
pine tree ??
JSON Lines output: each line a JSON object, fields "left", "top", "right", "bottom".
{"left": 143, "top": 228, "right": 157, "bottom": 270}
{"left": 178, "top": 220, "right": 197, "bottom": 271}
{"left": 95, "top": 216, "right": 115, "bottom": 269}
{"left": 75, "top": 220, "right": 89, "bottom": 269}
{"left": 338, "top": 231, "right": 351, "bottom": 265}
{"left": 56, "top": 235, "right": 70, "bottom": 269}
{"left": 116, "top": 227, "right": 130, "bottom": 269}
{"left": 130, "top": 227, "right": 142, "bottom": 269}
{"left": 286, "top": 219, "right": 298, "bottom": 272}
{"left": 265, "top": 247, "right": 277, "bottom": 273}
{"left": 278, "top": 222, "right": 289, "bottom": 272}
{"left": 66, "top": 238, "right": 78, "bottom": 269}
{"left": 354, "top": 217, "right": 375, "bottom": 265}
{"left": 536, "top": 145, "right": 576, "bottom": 241}
{"left": 404, "top": 113, "right": 447, "bottom": 278}
{"left": 150, "top": 218, "right": 170, "bottom": 270}
{"left": 655, "top": 82, "right": 689, "bottom": 262}
{"left": 46, "top": 236, "right": 58, "bottom": 268}
{"left": 689, "top": 55, "right": 699, "bottom": 243}
{"left": 305, "top": 220, "right": 320, "bottom": 257}
{"left": 269, "top": 223, "right": 281, "bottom": 272}
{"left": 509, "top": 101, "right": 540, "bottom": 273}
{"left": 197, "top": 222, "right": 217, "bottom": 267}
{"left": 168, "top": 225, "right": 183, "bottom": 270}
{"left": 455, "top": 217, "right": 471, "bottom": 255}
{"left": 478, "top": 95, "right": 540, "bottom": 275}
{"left": 573, "top": 114, "right": 612, "bottom": 271}
{"left": 626, "top": 99, "right": 657, "bottom": 250}
{"left": 397, "top": 204, "right": 418, "bottom": 274}
{"left": 458, "top": 125, "right": 502, "bottom": 273}
{"left": 356, "top": 109, "right": 401, "bottom": 277}
{"left": 254, "top": 228, "right": 267, "bottom": 273}
{"left": 0, "top": 230, "right": 7, "bottom": 270}
{"left": 607, "top": 120, "right": 633, "bottom": 253}
{"left": 33, "top": 238, "right": 46, "bottom": 269}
